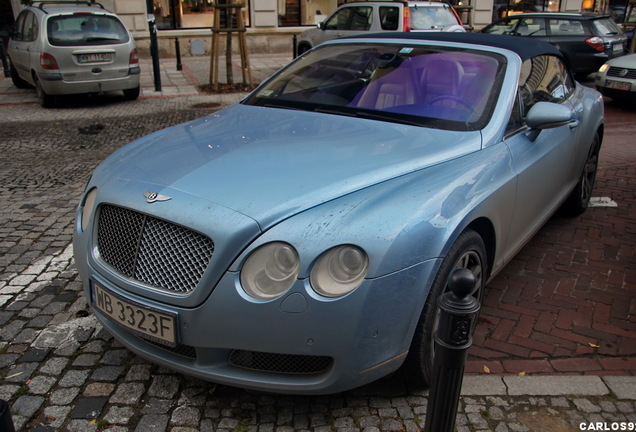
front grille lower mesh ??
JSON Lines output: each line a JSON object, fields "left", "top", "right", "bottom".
{"left": 97, "top": 205, "right": 214, "bottom": 294}
{"left": 229, "top": 350, "right": 333, "bottom": 375}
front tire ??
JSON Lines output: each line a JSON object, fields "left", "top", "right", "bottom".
{"left": 9, "top": 61, "right": 30, "bottom": 89}
{"left": 563, "top": 132, "right": 601, "bottom": 216}
{"left": 402, "top": 229, "right": 487, "bottom": 388}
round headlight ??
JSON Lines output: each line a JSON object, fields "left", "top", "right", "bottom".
{"left": 310, "top": 245, "right": 369, "bottom": 298}
{"left": 81, "top": 188, "right": 98, "bottom": 232}
{"left": 240, "top": 242, "right": 300, "bottom": 300}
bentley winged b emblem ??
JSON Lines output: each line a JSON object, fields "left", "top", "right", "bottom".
{"left": 144, "top": 191, "right": 172, "bottom": 203}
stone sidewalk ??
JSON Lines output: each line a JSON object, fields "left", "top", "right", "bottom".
{"left": 0, "top": 54, "right": 635, "bottom": 431}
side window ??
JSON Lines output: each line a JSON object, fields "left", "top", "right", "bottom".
{"left": 507, "top": 55, "right": 573, "bottom": 134}
{"left": 379, "top": 6, "right": 400, "bottom": 30}
{"left": 549, "top": 19, "right": 587, "bottom": 36}
{"left": 483, "top": 18, "right": 519, "bottom": 35}
{"left": 24, "top": 12, "right": 39, "bottom": 42}
{"left": 350, "top": 7, "right": 373, "bottom": 31}
{"left": 516, "top": 18, "right": 546, "bottom": 36}
{"left": 324, "top": 8, "right": 352, "bottom": 31}
{"left": 12, "top": 11, "right": 27, "bottom": 41}
{"left": 506, "top": 91, "right": 524, "bottom": 134}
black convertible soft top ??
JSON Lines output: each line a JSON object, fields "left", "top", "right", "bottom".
{"left": 342, "top": 32, "right": 564, "bottom": 62}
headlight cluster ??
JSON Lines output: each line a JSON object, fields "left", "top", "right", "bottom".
{"left": 81, "top": 188, "right": 98, "bottom": 232}
{"left": 241, "top": 242, "right": 369, "bottom": 300}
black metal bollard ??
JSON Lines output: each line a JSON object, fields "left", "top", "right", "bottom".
{"left": 423, "top": 268, "right": 481, "bottom": 432}
{"left": 292, "top": 34, "right": 297, "bottom": 59}
{"left": 0, "top": 398, "right": 16, "bottom": 432}
{"left": 175, "top": 37, "right": 183, "bottom": 71}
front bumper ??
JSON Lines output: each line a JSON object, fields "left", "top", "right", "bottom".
{"left": 78, "top": 254, "right": 438, "bottom": 394}
{"left": 595, "top": 74, "right": 636, "bottom": 101}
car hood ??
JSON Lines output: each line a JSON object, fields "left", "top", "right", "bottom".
{"left": 98, "top": 104, "right": 482, "bottom": 228}
{"left": 608, "top": 53, "right": 636, "bottom": 67}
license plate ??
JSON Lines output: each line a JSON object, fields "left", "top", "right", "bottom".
{"left": 92, "top": 281, "right": 177, "bottom": 347}
{"left": 612, "top": 43, "right": 624, "bottom": 54}
{"left": 77, "top": 53, "right": 113, "bottom": 63}
{"left": 605, "top": 79, "right": 631, "bottom": 91}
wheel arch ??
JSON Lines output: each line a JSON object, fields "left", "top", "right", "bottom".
{"left": 464, "top": 217, "right": 496, "bottom": 279}
{"left": 297, "top": 41, "right": 313, "bottom": 55}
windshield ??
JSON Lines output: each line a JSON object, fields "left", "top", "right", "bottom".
{"left": 47, "top": 14, "right": 130, "bottom": 46}
{"left": 243, "top": 43, "right": 505, "bottom": 131}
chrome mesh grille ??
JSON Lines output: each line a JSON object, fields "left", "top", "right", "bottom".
{"left": 229, "top": 350, "right": 333, "bottom": 375}
{"left": 97, "top": 205, "right": 214, "bottom": 294}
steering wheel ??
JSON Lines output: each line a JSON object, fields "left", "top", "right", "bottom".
{"left": 426, "top": 95, "right": 477, "bottom": 114}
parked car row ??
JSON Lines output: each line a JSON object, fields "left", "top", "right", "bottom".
{"left": 298, "top": 6, "right": 634, "bottom": 103}
{"left": 6, "top": 2, "right": 633, "bottom": 107}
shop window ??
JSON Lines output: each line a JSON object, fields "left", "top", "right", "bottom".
{"left": 154, "top": 0, "right": 250, "bottom": 30}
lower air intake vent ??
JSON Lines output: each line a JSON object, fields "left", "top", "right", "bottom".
{"left": 229, "top": 350, "right": 333, "bottom": 375}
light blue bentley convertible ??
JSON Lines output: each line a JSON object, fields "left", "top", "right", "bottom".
{"left": 73, "top": 33, "right": 604, "bottom": 394}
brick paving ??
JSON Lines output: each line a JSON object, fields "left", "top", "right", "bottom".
{"left": 0, "top": 55, "right": 634, "bottom": 431}
{"left": 467, "top": 101, "right": 636, "bottom": 377}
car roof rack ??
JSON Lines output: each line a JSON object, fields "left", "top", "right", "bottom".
{"left": 32, "top": 1, "right": 106, "bottom": 12}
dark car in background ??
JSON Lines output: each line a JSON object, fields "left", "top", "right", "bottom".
{"left": 481, "top": 12, "right": 627, "bottom": 76}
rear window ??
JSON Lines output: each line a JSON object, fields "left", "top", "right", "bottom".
{"left": 47, "top": 14, "right": 129, "bottom": 46}
{"left": 590, "top": 17, "right": 622, "bottom": 36}
{"left": 409, "top": 5, "right": 459, "bottom": 30}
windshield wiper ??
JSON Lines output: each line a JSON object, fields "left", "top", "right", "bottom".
{"left": 86, "top": 37, "right": 119, "bottom": 42}
{"left": 314, "top": 107, "right": 425, "bottom": 127}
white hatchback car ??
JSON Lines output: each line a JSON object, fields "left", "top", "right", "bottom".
{"left": 296, "top": 1, "right": 465, "bottom": 55}
{"left": 8, "top": 2, "right": 140, "bottom": 107}
{"left": 595, "top": 53, "right": 636, "bottom": 103}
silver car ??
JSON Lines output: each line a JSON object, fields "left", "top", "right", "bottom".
{"left": 74, "top": 33, "right": 604, "bottom": 394}
{"left": 296, "top": 1, "right": 465, "bottom": 55}
{"left": 8, "top": 2, "right": 140, "bottom": 107}
{"left": 595, "top": 53, "right": 636, "bottom": 103}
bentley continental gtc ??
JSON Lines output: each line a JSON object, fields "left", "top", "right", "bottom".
{"left": 73, "top": 33, "right": 604, "bottom": 394}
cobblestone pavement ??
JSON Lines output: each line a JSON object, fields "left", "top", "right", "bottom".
{"left": 0, "top": 56, "right": 635, "bottom": 431}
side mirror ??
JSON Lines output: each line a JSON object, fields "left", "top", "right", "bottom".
{"left": 317, "top": 22, "right": 324, "bottom": 30}
{"left": 525, "top": 101, "right": 575, "bottom": 141}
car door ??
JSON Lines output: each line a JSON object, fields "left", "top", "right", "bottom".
{"left": 546, "top": 18, "right": 589, "bottom": 72}
{"left": 317, "top": 5, "right": 374, "bottom": 45}
{"left": 8, "top": 10, "right": 36, "bottom": 82}
{"left": 503, "top": 54, "right": 579, "bottom": 255}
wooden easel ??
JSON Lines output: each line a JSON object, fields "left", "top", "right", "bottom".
{"left": 209, "top": 2, "right": 253, "bottom": 90}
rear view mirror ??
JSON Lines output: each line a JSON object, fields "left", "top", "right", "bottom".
{"left": 525, "top": 101, "right": 575, "bottom": 141}
{"left": 526, "top": 101, "right": 574, "bottom": 129}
